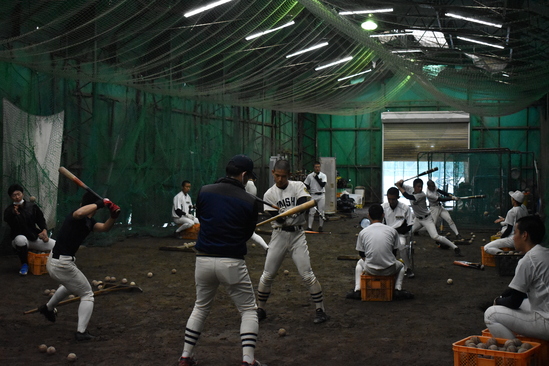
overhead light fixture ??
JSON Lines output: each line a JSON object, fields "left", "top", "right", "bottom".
{"left": 456, "top": 36, "right": 505, "bottom": 49}
{"left": 315, "top": 56, "right": 353, "bottom": 71}
{"left": 391, "top": 49, "right": 422, "bottom": 53}
{"left": 361, "top": 20, "right": 378, "bottom": 30}
{"left": 370, "top": 31, "right": 413, "bottom": 38}
{"left": 184, "top": 0, "right": 234, "bottom": 18}
{"left": 339, "top": 8, "right": 393, "bottom": 15}
{"left": 337, "top": 69, "right": 372, "bottom": 81}
{"left": 245, "top": 21, "right": 295, "bottom": 41}
{"left": 445, "top": 13, "right": 502, "bottom": 28}
{"left": 286, "top": 42, "right": 329, "bottom": 58}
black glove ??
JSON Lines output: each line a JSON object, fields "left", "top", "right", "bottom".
{"left": 175, "top": 209, "right": 185, "bottom": 217}
{"left": 95, "top": 199, "right": 105, "bottom": 209}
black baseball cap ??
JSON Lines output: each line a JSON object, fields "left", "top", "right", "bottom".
{"left": 228, "top": 154, "right": 257, "bottom": 179}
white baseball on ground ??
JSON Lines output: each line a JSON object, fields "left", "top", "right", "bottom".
{"left": 67, "top": 353, "right": 77, "bottom": 361}
{"left": 447, "top": 279, "right": 453, "bottom": 285}
{"left": 147, "top": 272, "right": 153, "bottom": 278}
{"left": 171, "top": 269, "right": 177, "bottom": 274}
{"left": 130, "top": 281, "right": 136, "bottom": 286}
{"left": 278, "top": 328, "right": 287, "bottom": 336}
{"left": 39, "top": 344, "right": 48, "bottom": 352}
{"left": 47, "top": 346, "right": 56, "bottom": 355}
{"left": 121, "top": 278, "right": 128, "bottom": 284}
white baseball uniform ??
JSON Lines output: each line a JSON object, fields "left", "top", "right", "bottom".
{"left": 354, "top": 222, "right": 405, "bottom": 291}
{"left": 304, "top": 171, "right": 327, "bottom": 229}
{"left": 173, "top": 191, "right": 199, "bottom": 232}
{"left": 484, "top": 204, "right": 528, "bottom": 255}
{"left": 382, "top": 201, "right": 414, "bottom": 271}
{"left": 426, "top": 188, "right": 460, "bottom": 237}
{"left": 402, "top": 183, "right": 457, "bottom": 249}
{"left": 258, "top": 180, "right": 326, "bottom": 314}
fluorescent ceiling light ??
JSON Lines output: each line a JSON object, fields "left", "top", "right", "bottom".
{"left": 339, "top": 8, "right": 393, "bottom": 15}
{"left": 391, "top": 49, "right": 422, "bottom": 53}
{"left": 337, "top": 69, "right": 372, "bottom": 81}
{"left": 456, "top": 36, "right": 505, "bottom": 49}
{"left": 184, "top": 0, "right": 234, "bottom": 18}
{"left": 370, "top": 32, "right": 413, "bottom": 38}
{"left": 445, "top": 13, "right": 502, "bottom": 28}
{"left": 286, "top": 42, "right": 329, "bottom": 58}
{"left": 315, "top": 56, "right": 353, "bottom": 71}
{"left": 245, "top": 21, "right": 295, "bottom": 41}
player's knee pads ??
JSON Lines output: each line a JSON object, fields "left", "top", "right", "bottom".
{"left": 301, "top": 270, "right": 318, "bottom": 287}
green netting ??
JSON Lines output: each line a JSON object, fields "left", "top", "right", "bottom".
{"left": 0, "top": 1, "right": 547, "bottom": 117}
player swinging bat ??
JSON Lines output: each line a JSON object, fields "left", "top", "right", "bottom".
{"left": 256, "top": 199, "right": 315, "bottom": 227}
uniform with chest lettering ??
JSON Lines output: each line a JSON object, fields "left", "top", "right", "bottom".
{"left": 382, "top": 200, "right": 415, "bottom": 276}
{"left": 425, "top": 183, "right": 462, "bottom": 240}
{"left": 257, "top": 180, "right": 329, "bottom": 324}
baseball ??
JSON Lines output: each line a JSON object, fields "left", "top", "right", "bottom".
{"left": 171, "top": 269, "right": 177, "bottom": 274}
{"left": 121, "top": 278, "right": 128, "bottom": 284}
{"left": 67, "top": 353, "right": 77, "bottom": 362}
{"left": 130, "top": 281, "right": 136, "bottom": 286}
{"left": 283, "top": 270, "right": 289, "bottom": 275}
{"left": 48, "top": 292, "right": 54, "bottom": 297}
{"left": 43, "top": 289, "right": 51, "bottom": 296}
{"left": 47, "top": 346, "right": 56, "bottom": 355}
{"left": 105, "top": 276, "right": 111, "bottom": 282}
{"left": 278, "top": 328, "right": 287, "bottom": 336}
{"left": 251, "top": 243, "right": 256, "bottom": 248}
{"left": 482, "top": 238, "right": 486, "bottom": 242}
{"left": 91, "top": 280, "right": 98, "bottom": 286}
{"left": 447, "top": 278, "right": 453, "bottom": 285}
{"left": 68, "top": 294, "right": 75, "bottom": 299}
{"left": 470, "top": 232, "right": 474, "bottom": 235}
{"left": 98, "top": 285, "right": 103, "bottom": 290}
{"left": 147, "top": 272, "right": 153, "bottom": 278}
{"left": 484, "top": 211, "right": 489, "bottom": 216}
{"left": 110, "top": 276, "right": 116, "bottom": 282}
{"left": 39, "top": 344, "right": 48, "bottom": 352}
{"left": 29, "top": 196, "right": 36, "bottom": 202}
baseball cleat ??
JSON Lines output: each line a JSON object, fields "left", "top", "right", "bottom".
{"left": 393, "top": 289, "right": 415, "bottom": 300}
{"left": 19, "top": 263, "right": 29, "bottom": 276}
{"left": 345, "top": 290, "right": 361, "bottom": 300}
{"left": 313, "top": 308, "right": 329, "bottom": 324}
{"left": 405, "top": 268, "right": 415, "bottom": 278}
{"left": 179, "top": 357, "right": 197, "bottom": 366}
{"left": 242, "top": 360, "right": 264, "bottom": 366}
{"left": 454, "top": 247, "right": 464, "bottom": 257}
{"left": 257, "top": 307, "right": 267, "bottom": 321}
{"left": 38, "top": 304, "right": 57, "bottom": 322}
{"left": 75, "top": 330, "right": 96, "bottom": 341}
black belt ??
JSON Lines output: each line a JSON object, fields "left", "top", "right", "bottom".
{"left": 276, "top": 225, "right": 303, "bottom": 232}
{"left": 416, "top": 213, "right": 431, "bottom": 220}
{"left": 313, "top": 192, "right": 324, "bottom": 195}
{"left": 52, "top": 253, "right": 75, "bottom": 261}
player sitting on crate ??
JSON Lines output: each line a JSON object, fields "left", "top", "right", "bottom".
{"left": 484, "top": 215, "right": 549, "bottom": 341}
{"left": 346, "top": 204, "right": 414, "bottom": 301}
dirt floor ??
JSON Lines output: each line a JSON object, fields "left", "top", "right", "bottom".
{"left": 0, "top": 208, "right": 513, "bottom": 366}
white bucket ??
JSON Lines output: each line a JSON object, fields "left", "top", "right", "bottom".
{"left": 355, "top": 186, "right": 365, "bottom": 197}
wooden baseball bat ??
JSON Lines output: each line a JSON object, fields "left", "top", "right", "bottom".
{"left": 249, "top": 194, "right": 279, "bottom": 210}
{"left": 453, "top": 260, "right": 485, "bottom": 270}
{"left": 457, "top": 195, "right": 486, "bottom": 200}
{"left": 256, "top": 199, "right": 316, "bottom": 227}
{"left": 59, "top": 166, "right": 120, "bottom": 214}
{"left": 402, "top": 167, "right": 439, "bottom": 182}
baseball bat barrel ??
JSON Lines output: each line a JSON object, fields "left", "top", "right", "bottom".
{"left": 402, "top": 167, "right": 439, "bottom": 182}
{"left": 458, "top": 195, "right": 486, "bottom": 200}
{"left": 59, "top": 166, "right": 103, "bottom": 200}
{"left": 256, "top": 199, "right": 316, "bottom": 227}
{"left": 453, "top": 260, "right": 484, "bottom": 270}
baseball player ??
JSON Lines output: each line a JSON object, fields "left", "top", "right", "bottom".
{"left": 347, "top": 204, "right": 413, "bottom": 300}
{"left": 484, "top": 215, "right": 549, "bottom": 341}
{"left": 173, "top": 180, "right": 199, "bottom": 234}
{"left": 38, "top": 191, "right": 120, "bottom": 341}
{"left": 304, "top": 161, "right": 327, "bottom": 232}
{"left": 178, "top": 155, "right": 264, "bottom": 366}
{"left": 3, "top": 184, "right": 56, "bottom": 275}
{"left": 396, "top": 178, "right": 463, "bottom": 257}
{"left": 426, "top": 180, "right": 463, "bottom": 241}
{"left": 484, "top": 190, "right": 528, "bottom": 255}
{"left": 256, "top": 159, "right": 329, "bottom": 324}
{"left": 244, "top": 178, "right": 269, "bottom": 252}
{"left": 382, "top": 187, "right": 415, "bottom": 278}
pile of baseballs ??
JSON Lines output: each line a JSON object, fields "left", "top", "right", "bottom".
{"left": 464, "top": 337, "right": 533, "bottom": 353}
{"left": 39, "top": 344, "right": 77, "bottom": 361}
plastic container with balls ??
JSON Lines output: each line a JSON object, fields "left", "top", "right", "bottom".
{"left": 481, "top": 328, "right": 549, "bottom": 364}
{"left": 453, "top": 335, "right": 541, "bottom": 366}
{"left": 27, "top": 251, "right": 49, "bottom": 275}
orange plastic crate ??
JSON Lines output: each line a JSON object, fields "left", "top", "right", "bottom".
{"left": 27, "top": 251, "right": 49, "bottom": 275}
{"left": 481, "top": 329, "right": 549, "bottom": 364}
{"left": 453, "top": 335, "right": 541, "bottom": 366}
{"left": 481, "top": 246, "right": 512, "bottom": 267}
{"left": 179, "top": 223, "right": 200, "bottom": 240}
{"left": 360, "top": 274, "right": 394, "bottom": 301}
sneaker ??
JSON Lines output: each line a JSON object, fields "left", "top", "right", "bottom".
{"left": 405, "top": 268, "right": 415, "bottom": 278}
{"left": 19, "top": 263, "right": 29, "bottom": 276}
{"left": 75, "top": 330, "right": 96, "bottom": 341}
{"left": 345, "top": 289, "right": 361, "bottom": 300}
{"left": 318, "top": 226, "right": 323, "bottom": 232}
{"left": 179, "top": 357, "right": 197, "bottom": 366}
{"left": 394, "top": 289, "right": 415, "bottom": 300}
{"left": 242, "top": 361, "right": 264, "bottom": 366}
{"left": 38, "top": 304, "right": 57, "bottom": 322}
{"left": 454, "top": 247, "right": 464, "bottom": 257}
{"left": 306, "top": 228, "right": 312, "bottom": 232}
{"left": 313, "top": 308, "right": 329, "bottom": 324}
{"left": 257, "top": 307, "right": 267, "bottom": 321}
{"left": 456, "top": 234, "right": 464, "bottom": 241}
